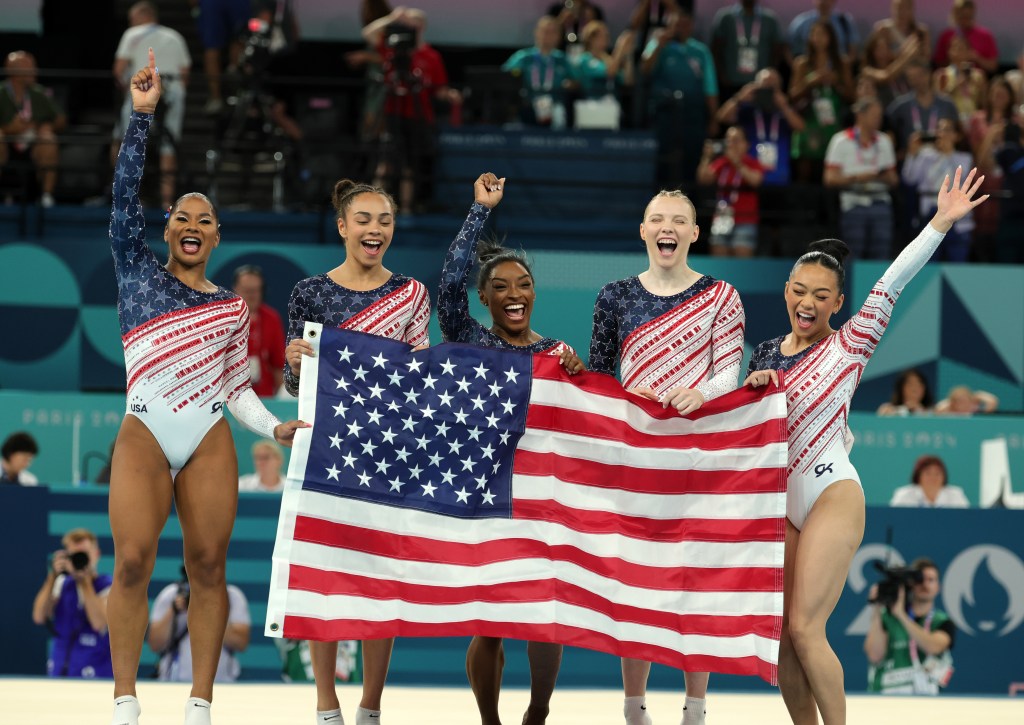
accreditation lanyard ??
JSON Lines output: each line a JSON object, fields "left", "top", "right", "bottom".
{"left": 754, "top": 110, "right": 780, "bottom": 142}
{"left": 3, "top": 82, "right": 31, "bottom": 121}
{"left": 911, "top": 105, "right": 937, "bottom": 133}
{"left": 907, "top": 610, "right": 934, "bottom": 667}
{"left": 719, "top": 163, "right": 743, "bottom": 205}
{"left": 531, "top": 52, "right": 556, "bottom": 92}
{"left": 853, "top": 127, "right": 880, "bottom": 167}
{"left": 734, "top": 9, "right": 761, "bottom": 47}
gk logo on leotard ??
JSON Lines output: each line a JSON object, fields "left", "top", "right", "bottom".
{"left": 814, "top": 462, "right": 834, "bottom": 477}
{"left": 211, "top": 402, "right": 223, "bottom": 414}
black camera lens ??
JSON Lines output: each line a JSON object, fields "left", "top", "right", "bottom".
{"left": 69, "top": 551, "right": 91, "bottom": 571}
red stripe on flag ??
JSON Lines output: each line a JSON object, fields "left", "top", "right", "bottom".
{"left": 280, "top": 616, "right": 778, "bottom": 684}
{"left": 513, "top": 449, "right": 784, "bottom": 495}
{"left": 287, "top": 565, "right": 781, "bottom": 638}
{"left": 292, "top": 517, "right": 781, "bottom": 591}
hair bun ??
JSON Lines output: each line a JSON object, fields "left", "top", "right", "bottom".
{"left": 331, "top": 179, "right": 357, "bottom": 212}
{"left": 808, "top": 238, "right": 850, "bottom": 266}
{"left": 475, "top": 236, "right": 507, "bottom": 265}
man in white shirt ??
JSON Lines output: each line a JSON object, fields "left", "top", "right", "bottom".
{"left": 111, "top": 1, "right": 191, "bottom": 208}
{"left": 824, "top": 96, "right": 899, "bottom": 259}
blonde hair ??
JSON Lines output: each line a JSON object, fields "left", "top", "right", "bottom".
{"left": 251, "top": 440, "right": 283, "bottom": 459}
{"left": 62, "top": 528, "right": 98, "bottom": 548}
{"left": 581, "top": 20, "right": 607, "bottom": 49}
{"left": 643, "top": 190, "right": 697, "bottom": 223}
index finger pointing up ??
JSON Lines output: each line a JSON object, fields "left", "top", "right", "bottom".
{"left": 148, "top": 47, "right": 155, "bottom": 72}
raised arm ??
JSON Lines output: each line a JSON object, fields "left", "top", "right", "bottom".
{"left": 437, "top": 173, "right": 503, "bottom": 343}
{"left": 110, "top": 49, "right": 161, "bottom": 280}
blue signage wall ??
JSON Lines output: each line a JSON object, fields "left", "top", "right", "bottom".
{"left": 2, "top": 486, "right": 1021, "bottom": 694}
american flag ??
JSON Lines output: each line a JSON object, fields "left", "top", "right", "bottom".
{"left": 267, "top": 324, "right": 788, "bottom": 683}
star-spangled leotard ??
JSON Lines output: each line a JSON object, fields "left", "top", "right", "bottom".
{"left": 589, "top": 275, "right": 745, "bottom": 401}
{"left": 284, "top": 273, "right": 431, "bottom": 396}
{"left": 746, "top": 224, "right": 947, "bottom": 526}
{"left": 111, "top": 111, "right": 279, "bottom": 469}
{"left": 438, "top": 203, "right": 573, "bottom": 357}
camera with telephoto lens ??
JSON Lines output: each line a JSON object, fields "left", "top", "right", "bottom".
{"left": 68, "top": 551, "right": 91, "bottom": 571}
{"left": 869, "top": 560, "right": 924, "bottom": 609}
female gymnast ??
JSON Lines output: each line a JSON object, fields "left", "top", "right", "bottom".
{"left": 438, "top": 172, "right": 584, "bottom": 725}
{"left": 588, "top": 189, "right": 746, "bottom": 725}
{"left": 284, "top": 177, "right": 431, "bottom": 725}
{"left": 106, "top": 51, "right": 306, "bottom": 725}
{"left": 744, "top": 166, "right": 987, "bottom": 725}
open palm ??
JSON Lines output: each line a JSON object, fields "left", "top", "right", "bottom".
{"left": 935, "top": 165, "right": 988, "bottom": 226}
{"left": 130, "top": 48, "right": 162, "bottom": 114}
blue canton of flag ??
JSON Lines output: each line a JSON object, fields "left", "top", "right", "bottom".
{"left": 302, "top": 326, "right": 533, "bottom": 518}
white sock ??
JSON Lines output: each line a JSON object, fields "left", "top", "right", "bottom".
{"left": 184, "top": 697, "right": 212, "bottom": 725}
{"left": 110, "top": 695, "right": 141, "bottom": 725}
{"left": 355, "top": 707, "right": 382, "bottom": 725}
{"left": 680, "top": 697, "right": 706, "bottom": 725}
{"left": 624, "top": 696, "right": 653, "bottom": 725}
{"left": 316, "top": 708, "right": 344, "bottom": 724}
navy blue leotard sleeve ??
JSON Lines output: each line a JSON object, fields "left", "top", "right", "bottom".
{"left": 438, "top": 203, "right": 492, "bottom": 344}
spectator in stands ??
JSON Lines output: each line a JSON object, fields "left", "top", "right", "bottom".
{"left": 934, "top": 0, "right": 998, "bottom": 76}
{"left": 547, "top": 0, "right": 605, "bottom": 53}
{"left": 969, "top": 76, "right": 1016, "bottom": 260}
{"left": 149, "top": 567, "right": 251, "bottom": 682}
{"left": 860, "top": 27, "right": 920, "bottom": 110}
{"left": 197, "top": 0, "right": 251, "bottom": 114}
{"left": 502, "top": 15, "right": 577, "bottom": 129}
{"left": 1004, "top": 46, "right": 1024, "bottom": 104}
{"left": 890, "top": 456, "right": 969, "bottom": 507}
{"left": 112, "top": 2, "right": 191, "bottom": 210}
{"left": 865, "top": 558, "right": 956, "bottom": 694}
{"left": 934, "top": 35, "right": 989, "bottom": 125}
{"left": 872, "top": 0, "right": 931, "bottom": 61}
{"left": 238, "top": 440, "right": 285, "bottom": 493}
{"left": 789, "top": 21, "right": 853, "bottom": 184}
{"left": 717, "top": 68, "right": 804, "bottom": 186}
{"left": 232, "top": 264, "right": 285, "bottom": 397}
{"left": 936, "top": 385, "right": 999, "bottom": 414}
{"left": 31, "top": 527, "right": 113, "bottom": 677}
{"left": 0, "top": 51, "right": 66, "bottom": 208}
{"left": 346, "top": 1, "right": 393, "bottom": 143}
{"left": 710, "top": 0, "right": 784, "bottom": 101}
{"left": 364, "top": 7, "right": 461, "bottom": 211}
{"left": 1, "top": 430, "right": 39, "bottom": 485}
{"left": 642, "top": 6, "right": 719, "bottom": 187}
{"left": 697, "top": 126, "right": 765, "bottom": 257}
{"left": 573, "top": 20, "right": 635, "bottom": 102}
{"left": 787, "top": 0, "right": 860, "bottom": 63}
{"left": 824, "top": 97, "right": 898, "bottom": 259}
{"left": 876, "top": 368, "right": 934, "bottom": 416}
{"left": 886, "top": 58, "right": 959, "bottom": 159}
{"left": 902, "top": 118, "right": 975, "bottom": 261}
{"left": 991, "top": 118, "right": 1024, "bottom": 263}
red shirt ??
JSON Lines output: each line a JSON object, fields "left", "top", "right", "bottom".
{"left": 708, "top": 155, "right": 765, "bottom": 225}
{"left": 247, "top": 303, "right": 285, "bottom": 397}
{"left": 378, "top": 41, "right": 448, "bottom": 123}
{"left": 933, "top": 25, "right": 998, "bottom": 67}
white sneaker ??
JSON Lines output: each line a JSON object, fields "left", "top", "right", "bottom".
{"left": 110, "top": 695, "right": 141, "bottom": 725}
{"left": 40, "top": 192, "right": 55, "bottom": 208}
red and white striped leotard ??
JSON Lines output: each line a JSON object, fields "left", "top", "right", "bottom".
{"left": 747, "top": 224, "right": 947, "bottom": 527}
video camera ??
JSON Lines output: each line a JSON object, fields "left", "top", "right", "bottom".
{"left": 869, "top": 560, "right": 924, "bottom": 609}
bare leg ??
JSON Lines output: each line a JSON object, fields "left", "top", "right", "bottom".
{"left": 621, "top": 658, "right": 651, "bottom": 697}
{"left": 173, "top": 419, "right": 239, "bottom": 702}
{"left": 360, "top": 637, "right": 394, "bottom": 710}
{"left": 467, "top": 636, "right": 505, "bottom": 725}
{"left": 523, "top": 641, "right": 562, "bottom": 725}
{"left": 734, "top": 245, "right": 755, "bottom": 258}
{"left": 787, "top": 481, "right": 865, "bottom": 725}
{"left": 33, "top": 127, "right": 59, "bottom": 195}
{"left": 778, "top": 521, "right": 817, "bottom": 725}
{"left": 107, "top": 415, "right": 174, "bottom": 699}
{"left": 683, "top": 671, "right": 709, "bottom": 698}
{"left": 310, "top": 640, "right": 341, "bottom": 711}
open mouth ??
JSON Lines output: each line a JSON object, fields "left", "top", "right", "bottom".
{"left": 656, "top": 239, "right": 677, "bottom": 257}
{"left": 503, "top": 303, "right": 526, "bottom": 322}
{"left": 361, "top": 239, "right": 383, "bottom": 256}
{"left": 181, "top": 236, "right": 202, "bottom": 255}
{"left": 795, "top": 311, "right": 816, "bottom": 330}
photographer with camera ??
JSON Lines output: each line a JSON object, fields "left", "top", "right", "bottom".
{"left": 31, "top": 528, "right": 112, "bottom": 678}
{"left": 148, "top": 566, "right": 251, "bottom": 682}
{"left": 865, "top": 557, "right": 955, "bottom": 695}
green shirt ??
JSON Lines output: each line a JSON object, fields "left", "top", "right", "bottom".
{"left": 868, "top": 608, "right": 955, "bottom": 694}
{"left": 0, "top": 82, "right": 62, "bottom": 128}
